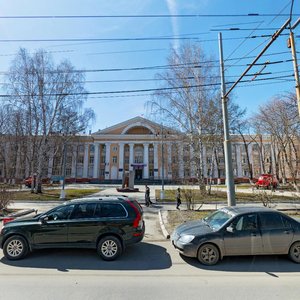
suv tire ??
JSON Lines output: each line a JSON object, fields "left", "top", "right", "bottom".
{"left": 3, "top": 235, "right": 28, "bottom": 260}
{"left": 97, "top": 236, "right": 122, "bottom": 261}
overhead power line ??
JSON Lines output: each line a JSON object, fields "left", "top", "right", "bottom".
{"left": 0, "top": 74, "right": 294, "bottom": 98}
{"left": 0, "top": 13, "right": 299, "bottom": 19}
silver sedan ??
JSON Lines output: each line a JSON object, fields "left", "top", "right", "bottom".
{"left": 171, "top": 206, "right": 300, "bottom": 265}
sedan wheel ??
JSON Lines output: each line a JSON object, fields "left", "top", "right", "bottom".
{"left": 289, "top": 242, "right": 300, "bottom": 263}
{"left": 3, "top": 236, "right": 28, "bottom": 260}
{"left": 97, "top": 236, "right": 122, "bottom": 261}
{"left": 197, "top": 243, "right": 220, "bottom": 266}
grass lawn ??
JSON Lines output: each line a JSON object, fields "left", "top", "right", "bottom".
{"left": 155, "top": 188, "right": 297, "bottom": 203}
{"left": 10, "top": 188, "right": 101, "bottom": 201}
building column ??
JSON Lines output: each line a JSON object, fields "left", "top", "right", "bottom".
{"left": 93, "top": 143, "right": 100, "bottom": 179}
{"left": 248, "top": 143, "right": 253, "bottom": 176}
{"left": 118, "top": 143, "right": 124, "bottom": 179}
{"left": 71, "top": 145, "right": 77, "bottom": 178}
{"left": 83, "top": 144, "right": 89, "bottom": 178}
{"left": 236, "top": 144, "right": 242, "bottom": 177}
{"left": 167, "top": 143, "right": 172, "bottom": 179}
{"left": 129, "top": 143, "right": 134, "bottom": 171}
{"left": 178, "top": 143, "right": 184, "bottom": 179}
{"left": 48, "top": 147, "right": 54, "bottom": 179}
{"left": 105, "top": 143, "right": 111, "bottom": 179}
{"left": 190, "top": 145, "right": 196, "bottom": 178}
{"left": 143, "top": 143, "right": 149, "bottom": 179}
{"left": 153, "top": 143, "right": 159, "bottom": 179}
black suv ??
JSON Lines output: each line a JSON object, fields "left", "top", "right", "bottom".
{"left": 0, "top": 196, "right": 145, "bottom": 260}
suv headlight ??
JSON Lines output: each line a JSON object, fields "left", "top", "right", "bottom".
{"left": 178, "top": 234, "right": 195, "bottom": 243}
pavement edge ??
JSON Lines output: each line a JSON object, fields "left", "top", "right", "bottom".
{"left": 158, "top": 210, "right": 170, "bottom": 239}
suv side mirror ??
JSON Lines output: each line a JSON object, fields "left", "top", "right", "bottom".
{"left": 40, "top": 215, "right": 49, "bottom": 224}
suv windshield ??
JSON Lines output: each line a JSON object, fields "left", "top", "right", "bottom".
{"left": 204, "top": 210, "right": 232, "bottom": 230}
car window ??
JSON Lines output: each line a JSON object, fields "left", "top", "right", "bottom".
{"left": 259, "top": 212, "right": 286, "bottom": 230}
{"left": 95, "top": 203, "right": 127, "bottom": 218}
{"left": 204, "top": 210, "right": 232, "bottom": 230}
{"left": 232, "top": 214, "right": 258, "bottom": 231}
{"left": 47, "top": 205, "right": 75, "bottom": 221}
{"left": 70, "top": 203, "right": 97, "bottom": 219}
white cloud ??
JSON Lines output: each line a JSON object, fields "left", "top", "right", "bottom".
{"left": 166, "top": 0, "right": 180, "bottom": 50}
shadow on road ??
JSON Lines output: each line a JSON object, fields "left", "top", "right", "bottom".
{"left": 0, "top": 242, "right": 172, "bottom": 272}
{"left": 180, "top": 254, "right": 300, "bottom": 273}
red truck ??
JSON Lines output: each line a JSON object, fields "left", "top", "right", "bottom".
{"left": 255, "top": 174, "right": 278, "bottom": 189}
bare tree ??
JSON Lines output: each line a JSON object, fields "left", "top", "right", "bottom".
{"left": 252, "top": 94, "right": 300, "bottom": 191}
{"left": 4, "top": 48, "right": 95, "bottom": 192}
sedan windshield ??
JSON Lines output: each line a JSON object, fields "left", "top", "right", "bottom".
{"left": 204, "top": 210, "right": 232, "bottom": 230}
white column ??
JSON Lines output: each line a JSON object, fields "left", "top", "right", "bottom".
{"left": 129, "top": 143, "right": 134, "bottom": 171}
{"left": 178, "top": 143, "right": 184, "bottom": 179}
{"left": 167, "top": 143, "right": 172, "bottom": 179}
{"left": 83, "top": 144, "right": 89, "bottom": 178}
{"left": 153, "top": 143, "right": 159, "bottom": 179}
{"left": 71, "top": 145, "right": 77, "bottom": 178}
{"left": 248, "top": 143, "right": 253, "bottom": 176}
{"left": 236, "top": 144, "right": 242, "bottom": 177}
{"left": 93, "top": 143, "right": 100, "bottom": 179}
{"left": 202, "top": 145, "right": 207, "bottom": 177}
{"left": 105, "top": 143, "right": 111, "bottom": 179}
{"left": 118, "top": 143, "right": 124, "bottom": 179}
{"left": 47, "top": 146, "right": 54, "bottom": 179}
{"left": 190, "top": 145, "right": 196, "bottom": 178}
{"left": 143, "top": 143, "right": 149, "bottom": 179}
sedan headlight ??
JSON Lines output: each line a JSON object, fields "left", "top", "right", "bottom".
{"left": 178, "top": 234, "right": 195, "bottom": 243}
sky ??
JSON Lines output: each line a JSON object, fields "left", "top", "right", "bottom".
{"left": 0, "top": 0, "right": 299, "bottom": 132}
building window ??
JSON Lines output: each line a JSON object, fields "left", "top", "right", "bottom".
{"left": 100, "top": 169, "right": 105, "bottom": 176}
{"left": 101, "top": 156, "right": 105, "bottom": 163}
{"left": 112, "top": 156, "right": 117, "bottom": 164}
{"left": 112, "top": 146, "right": 118, "bottom": 152}
{"left": 124, "top": 157, "right": 129, "bottom": 164}
{"left": 66, "top": 168, "right": 72, "bottom": 176}
{"left": 77, "top": 156, "right": 84, "bottom": 164}
{"left": 89, "top": 156, "right": 94, "bottom": 164}
{"left": 90, "top": 145, "right": 95, "bottom": 153}
{"left": 78, "top": 145, "right": 84, "bottom": 152}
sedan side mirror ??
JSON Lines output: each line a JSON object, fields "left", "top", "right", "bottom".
{"left": 226, "top": 225, "right": 235, "bottom": 233}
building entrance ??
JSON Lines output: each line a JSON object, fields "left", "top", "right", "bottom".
{"left": 135, "top": 169, "right": 143, "bottom": 180}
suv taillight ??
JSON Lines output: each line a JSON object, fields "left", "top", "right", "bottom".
{"left": 126, "top": 200, "right": 142, "bottom": 229}
{"left": 2, "top": 217, "right": 15, "bottom": 225}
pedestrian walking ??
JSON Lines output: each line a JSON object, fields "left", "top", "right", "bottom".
{"left": 145, "top": 184, "right": 152, "bottom": 206}
{"left": 176, "top": 187, "right": 181, "bottom": 210}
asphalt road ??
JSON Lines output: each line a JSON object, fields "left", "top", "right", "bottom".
{"left": 0, "top": 239, "right": 300, "bottom": 300}
{"left": 1, "top": 185, "right": 300, "bottom": 299}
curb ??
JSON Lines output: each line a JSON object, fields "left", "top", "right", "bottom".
{"left": 158, "top": 210, "right": 170, "bottom": 239}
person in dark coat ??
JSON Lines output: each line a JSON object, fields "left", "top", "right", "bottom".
{"left": 176, "top": 187, "right": 181, "bottom": 210}
{"left": 145, "top": 184, "right": 152, "bottom": 206}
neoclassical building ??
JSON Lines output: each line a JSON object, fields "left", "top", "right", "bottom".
{"left": 1, "top": 116, "right": 295, "bottom": 184}
{"left": 48, "top": 116, "right": 280, "bottom": 184}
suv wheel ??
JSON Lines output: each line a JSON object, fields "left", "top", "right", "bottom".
{"left": 97, "top": 236, "right": 122, "bottom": 261}
{"left": 3, "top": 236, "right": 28, "bottom": 260}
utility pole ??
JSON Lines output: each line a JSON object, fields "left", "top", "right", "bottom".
{"left": 288, "top": 18, "right": 300, "bottom": 116}
{"left": 218, "top": 32, "right": 236, "bottom": 206}
{"left": 217, "top": 18, "right": 291, "bottom": 206}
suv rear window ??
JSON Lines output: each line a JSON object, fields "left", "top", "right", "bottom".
{"left": 95, "top": 203, "right": 127, "bottom": 218}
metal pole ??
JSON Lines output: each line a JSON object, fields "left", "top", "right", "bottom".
{"left": 160, "top": 126, "right": 165, "bottom": 200}
{"left": 218, "top": 32, "right": 236, "bottom": 206}
{"left": 289, "top": 27, "right": 300, "bottom": 117}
